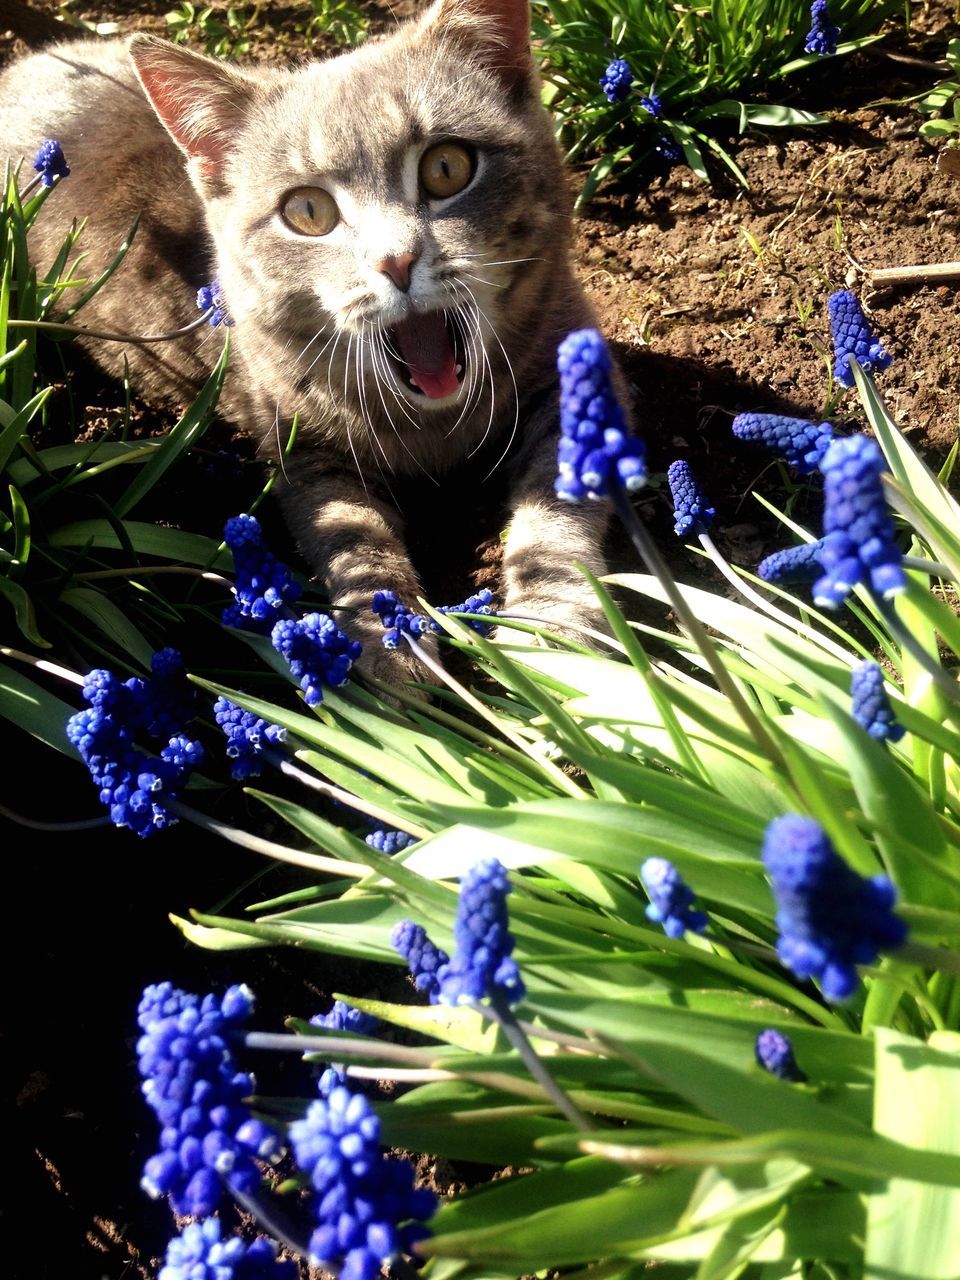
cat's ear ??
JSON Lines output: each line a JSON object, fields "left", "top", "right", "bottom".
{"left": 128, "top": 35, "right": 262, "bottom": 190}
{"left": 422, "top": 0, "right": 534, "bottom": 94}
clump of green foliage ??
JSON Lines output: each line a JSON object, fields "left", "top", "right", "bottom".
{"left": 915, "top": 37, "right": 960, "bottom": 150}
{"left": 532, "top": 0, "right": 899, "bottom": 200}
{"left": 165, "top": 2, "right": 258, "bottom": 60}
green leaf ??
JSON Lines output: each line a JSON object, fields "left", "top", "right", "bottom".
{"left": 866, "top": 1029, "right": 960, "bottom": 1278}
{"left": 58, "top": 587, "right": 155, "bottom": 668}
{"left": 49, "top": 519, "right": 231, "bottom": 566}
{"left": 0, "top": 576, "right": 50, "bottom": 647}
{"left": 0, "top": 659, "right": 77, "bottom": 751}
{"left": 113, "top": 338, "right": 228, "bottom": 517}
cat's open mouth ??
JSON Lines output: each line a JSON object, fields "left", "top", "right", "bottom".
{"left": 388, "top": 310, "right": 463, "bottom": 402}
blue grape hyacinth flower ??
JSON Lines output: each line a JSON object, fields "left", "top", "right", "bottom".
{"left": 197, "top": 278, "right": 234, "bottom": 327}
{"left": 437, "top": 857, "right": 525, "bottom": 1007}
{"left": 271, "top": 612, "right": 362, "bottom": 706}
{"left": 289, "top": 1082, "right": 436, "bottom": 1279}
{"left": 311, "top": 999, "right": 379, "bottom": 1039}
{"left": 372, "top": 587, "right": 495, "bottom": 649}
{"left": 731, "top": 412, "right": 835, "bottom": 474}
{"left": 391, "top": 920, "right": 450, "bottom": 1003}
{"left": 33, "top": 138, "right": 69, "bottom": 187}
{"left": 158, "top": 1218, "right": 296, "bottom": 1280}
{"left": 222, "top": 513, "right": 302, "bottom": 632}
{"left": 755, "top": 1029, "right": 807, "bottom": 1083}
{"left": 828, "top": 290, "right": 892, "bottom": 387}
{"left": 757, "top": 539, "right": 826, "bottom": 585}
{"left": 600, "top": 57, "right": 632, "bottom": 103}
{"left": 556, "top": 328, "right": 645, "bottom": 502}
{"left": 640, "top": 93, "right": 663, "bottom": 117}
{"left": 66, "top": 653, "right": 203, "bottom": 838}
{"left": 762, "top": 814, "right": 907, "bottom": 1002}
{"left": 667, "top": 460, "right": 715, "bottom": 537}
{"left": 640, "top": 857, "right": 708, "bottom": 938}
{"left": 804, "top": 1, "right": 841, "bottom": 56}
{"left": 137, "top": 982, "right": 282, "bottom": 1217}
{"left": 654, "top": 132, "right": 683, "bottom": 164}
{"left": 366, "top": 827, "right": 417, "bottom": 855}
{"left": 213, "top": 696, "right": 287, "bottom": 781}
{"left": 813, "top": 434, "right": 906, "bottom": 607}
{"left": 851, "top": 660, "right": 905, "bottom": 743}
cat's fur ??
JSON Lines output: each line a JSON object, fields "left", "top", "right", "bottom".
{"left": 0, "top": 0, "right": 622, "bottom": 678}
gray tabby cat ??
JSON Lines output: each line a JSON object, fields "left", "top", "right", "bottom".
{"left": 0, "top": 0, "right": 622, "bottom": 679}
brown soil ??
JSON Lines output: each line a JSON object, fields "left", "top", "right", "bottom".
{"left": 3, "top": 1, "right": 958, "bottom": 1277}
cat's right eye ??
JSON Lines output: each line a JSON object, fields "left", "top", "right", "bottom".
{"left": 281, "top": 187, "right": 340, "bottom": 237}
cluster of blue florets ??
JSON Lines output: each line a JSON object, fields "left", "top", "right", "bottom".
{"left": 599, "top": 57, "right": 632, "bottom": 103}
{"left": 639, "top": 857, "right": 708, "bottom": 938}
{"left": 222, "top": 514, "right": 302, "bottom": 632}
{"left": 309, "top": 1000, "right": 380, "bottom": 1094}
{"left": 391, "top": 920, "right": 450, "bottom": 1003}
{"left": 850, "top": 660, "right": 904, "bottom": 743}
{"left": 32, "top": 138, "right": 70, "bottom": 187}
{"left": 365, "top": 827, "right": 417, "bottom": 855}
{"left": 640, "top": 93, "right": 663, "bottom": 117}
{"left": 372, "top": 587, "right": 495, "bottom": 649}
{"left": 731, "top": 413, "right": 835, "bottom": 474}
{"left": 828, "top": 290, "right": 892, "bottom": 387}
{"left": 761, "top": 815, "right": 907, "bottom": 1002}
{"left": 438, "top": 857, "right": 525, "bottom": 1006}
{"left": 754, "top": 1029, "right": 807, "bottom": 1083}
{"left": 213, "top": 697, "right": 287, "bottom": 781}
{"left": 556, "top": 328, "right": 646, "bottom": 502}
{"left": 197, "top": 278, "right": 234, "bottom": 328}
{"left": 757, "top": 539, "right": 825, "bottom": 586}
{"left": 136, "top": 982, "right": 282, "bottom": 1217}
{"left": 804, "top": 0, "right": 841, "bottom": 57}
{"left": 271, "top": 613, "right": 363, "bottom": 706}
{"left": 66, "top": 651, "right": 202, "bottom": 838}
{"left": 158, "top": 1218, "right": 295, "bottom": 1280}
{"left": 289, "top": 1084, "right": 436, "bottom": 1280}
{"left": 667, "top": 460, "right": 715, "bottom": 538}
{"left": 813, "top": 434, "right": 906, "bottom": 607}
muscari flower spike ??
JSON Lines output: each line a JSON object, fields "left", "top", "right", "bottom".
{"left": 600, "top": 57, "right": 632, "bottom": 103}
{"left": 137, "top": 982, "right": 283, "bottom": 1218}
{"left": 213, "top": 696, "right": 287, "bottom": 781}
{"left": 436, "top": 857, "right": 525, "bottom": 1007}
{"left": 640, "top": 93, "right": 663, "bottom": 117}
{"left": 371, "top": 587, "right": 495, "bottom": 650}
{"left": 289, "top": 1082, "right": 436, "bottom": 1280}
{"left": 828, "top": 290, "right": 892, "bottom": 388}
{"left": 667, "top": 459, "right": 715, "bottom": 538}
{"left": 366, "top": 827, "right": 417, "bottom": 855}
{"left": 757, "top": 539, "right": 826, "bottom": 586}
{"left": 391, "top": 920, "right": 450, "bottom": 1003}
{"left": 762, "top": 814, "right": 907, "bottom": 1002}
{"left": 813, "top": 434, "right": 906, "bottom": 607}
{"left": 272, "top": 613, "right": 362, "bottom": 706}
{"left": 33, "top": 138, "right": 69, "bottom": 187}
{"left": 222, "top": 513, "right": 302, "bottom": 633}
{"left": 556, "top": 328, "right": 645, "bottom": 502}
{"left": 639, "top": 857, "right": 708, "bottom": 938}
{"left": 197, "top": 278, "right": 234, "bottom": 328}
{"left": 731, "top": 412, "right": 835, "bottom": 474}
{"left": 66, "top": 653, "right": 203, "bottom": 838}
{"left": 804, "top": 0, "right": 841, "bottom": 57}
{"left": 654, "top": 132, "right": 683, "bottom": 164}
{"left": 755, "top": 1029, "right": 807, "bottom": 1083}
{"left": 158, "top": 1217, "right": 296, "bottom": 1280}
{"left": 851, "top": 660, "right": 905, "bottom": 743}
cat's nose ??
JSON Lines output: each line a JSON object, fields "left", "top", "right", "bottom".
{"left": 376, "top": 250, "right": 419, "bottom": 293}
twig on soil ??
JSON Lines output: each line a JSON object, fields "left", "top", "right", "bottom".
{"left": 868, "top": 261, "right": 960, "bottom": 288}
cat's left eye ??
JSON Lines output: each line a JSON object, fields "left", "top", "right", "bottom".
{"left": 281, "top": 187, "right": 339, "bottom": 236}
{"left": 419, "top": 142, "right": 474, "bottom": 200}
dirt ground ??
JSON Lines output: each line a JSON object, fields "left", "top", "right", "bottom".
{"left": 3, "top": 1, "right": 958, "bottom": 1277}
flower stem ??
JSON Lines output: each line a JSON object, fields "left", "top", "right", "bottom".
{"left": 484, "top": 994, "right": 595, "bottom": 1131}
{"left": 0, "top": 802, "right": 110, "bottom": 831}
{"left": 7, "top": 309, "right": 215, "bottom": 345}
{"left": 230, "top": 1184, "right": 310, "bottom": 1258}
{"left": 877, "top": 599, "right": 960, "bottom": 710}
{"left": 165, "top": 799, "right": 368, "bottom": 878}
{"left": 611, "top": 490, "right": 785, "bottom": 766}
{"left": 697, "top": 532, "right": 854, "bottom": 666}
{"left": 262, "top": 747, "right": 430, "bottom": 840}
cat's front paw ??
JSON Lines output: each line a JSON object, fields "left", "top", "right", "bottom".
{"left": 499, "top": 579, "right": 611, "bottom": 649}
{"left": 351, "top": 629, "right": 439, "bottom": 699}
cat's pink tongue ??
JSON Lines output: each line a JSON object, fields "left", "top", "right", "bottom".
{"left": 393, "top": 311, "right": 459, "bottom": 400}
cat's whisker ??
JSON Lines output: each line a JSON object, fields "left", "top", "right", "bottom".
{"left": 459, "top": 280, "right": 519, "bottom": 478}
{"left": 476, "top": 256, "right": 546, "bottom": 268}
{"left": 450, "top": 281, "right": 497, "bottom": 458}
{"left": 369, "top": 323, "right": 422, "bottom": 432}
{"left": 440, "top": 285, "right": 482, "bottom": 438}
{"left": 462, "top": 273, "right": 506, "bottom": 289}
{"left": 368, "top": 331, "right": 437, "bottom": 483}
